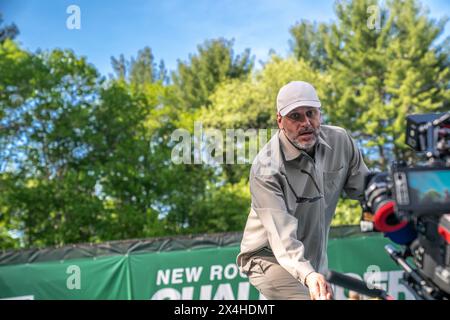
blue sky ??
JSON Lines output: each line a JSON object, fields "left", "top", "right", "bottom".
{"left": 1, "top": 0, "right": 449, "bottom": 77}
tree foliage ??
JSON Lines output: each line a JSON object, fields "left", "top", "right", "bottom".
{"left": 0, "top": 0, "right": 449, "bottom": 248}
{"left": 172, "top": 38, "right": 254, "bottom": 111}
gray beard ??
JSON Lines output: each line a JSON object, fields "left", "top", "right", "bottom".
{"left": 287, "top": 127, "right": 320, "bottom": 152}
{"left": 292, "top": 139, "right": 316, "bottom": 152}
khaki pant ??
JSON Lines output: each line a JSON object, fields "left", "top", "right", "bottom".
{"left": 247, "top": 255, "right": 311, "bottom": 300}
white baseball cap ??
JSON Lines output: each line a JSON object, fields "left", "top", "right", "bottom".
{"left": 277, "top": 81, "right": 321, "bottom": 116}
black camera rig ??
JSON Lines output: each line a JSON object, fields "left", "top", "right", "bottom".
{"left": 327, "top": 112, "right": 450, "bottom": 300}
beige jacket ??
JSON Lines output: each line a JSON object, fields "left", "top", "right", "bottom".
{"left": 237, "top": 125, "right": 369, "bottom": 285}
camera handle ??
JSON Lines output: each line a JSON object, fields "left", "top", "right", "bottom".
{"left": 419, "top": 112, "right": 450, "bottom": 163}
{"left": 385, "top": 244, "right": 443, "bottom": 300}
{"left": 325, "top": 270, "right": 394, "bottom": 300}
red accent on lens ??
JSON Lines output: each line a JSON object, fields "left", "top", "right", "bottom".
{"left": 373, "top": 201, "right": 407, "bottom": 232}
{"left": 438, "top": 226, "right": 450, "bottom": 244}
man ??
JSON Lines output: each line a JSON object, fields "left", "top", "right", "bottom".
{"left": 236, "top": 81, "right": 369, "bottom": 300}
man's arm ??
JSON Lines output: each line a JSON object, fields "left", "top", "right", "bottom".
{"left": 343, "top": 132, "right": 370, "bottom": 200}
{"left": 250, "top": 171, "right": 316, "bottom": 285}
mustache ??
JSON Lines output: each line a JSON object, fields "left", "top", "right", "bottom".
{"left": 296, "top": 127, "right": 318, "bottom": 136}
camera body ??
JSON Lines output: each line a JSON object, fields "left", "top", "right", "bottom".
{"left": 362, "top": 112, "right": 450, "bottom": 300}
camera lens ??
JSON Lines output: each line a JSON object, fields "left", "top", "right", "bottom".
{"left": 365, "top": 173, "right": 407, "bottom": 232}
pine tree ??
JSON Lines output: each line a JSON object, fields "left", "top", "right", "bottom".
{"left": 130, "top": 46, "right": 156, "bottom": 85}
{"left": 0, "top": 14, "right": 19, "bottom": 43}
{"left": 110, "top": 54, "right": 128, "bottom": 80}
{"left": 290, "top": 0, "right": 450, "bottom": 169}
{"left": 172, "top": 38, "right": 254, "bottom": 111}
{"left": 289, "top": 20, "right": 331, "bottom": 71}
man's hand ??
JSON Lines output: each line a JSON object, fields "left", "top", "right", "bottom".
{"left": 305, "top": 272, "right": 333, "bottom": 300}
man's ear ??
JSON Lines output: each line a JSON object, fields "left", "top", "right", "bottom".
{"left": 277, "top": 113, "right": 283, "bottom": 129}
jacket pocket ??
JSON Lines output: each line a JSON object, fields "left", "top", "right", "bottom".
{"left": 323, "top": 166, "right": 344, "bottom": 196}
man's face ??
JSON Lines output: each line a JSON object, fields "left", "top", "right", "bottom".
{"left": 277, "top": 106, "right": 321, "bottom": 151}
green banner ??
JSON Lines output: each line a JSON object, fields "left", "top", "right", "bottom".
{"left": 0, "top": 233, "right": 415, "bottom": 300}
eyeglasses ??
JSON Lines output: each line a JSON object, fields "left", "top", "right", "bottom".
{"left": 279, "top": 143, "right": 323, "bottom": 204}
{"left": 282, "top": 169, "right": 324, "bottom": 203}
{"left": 285, "top": 109, "right": 320, "bottom": 123}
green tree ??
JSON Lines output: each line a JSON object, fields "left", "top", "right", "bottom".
{"left": 172, "top": 38, "right": 254, "bottom": 111}
{"left": 0, "top": 41, "right": 104, "bottom": 247}
{"left": 150, "top": 38, "right": 255, "bottom": 233}
{"left": 0, "top": 41, "right": 174, "bottom": 248}
{"left": 288, "top": 0, "right": 449, "bottom": 224}
{"left": 290, "top": 0, "right": 450, "bottom": 170}
{"left": 0, "top": 13, "right": 19, "bottom": 43}
{"left": 2, "top": 0, "right": 449, "bottom": 249}
{"left": 130, "top": 47, "right": 156, "bottom": 85}
{"left": 110, "top": 47, "right": 168, "bottom": 85}
{"left": 110, "top": 54, "right": 128, "bottom": 80}
{"left": 199, "top": 56, "right": 330, "bottom": 183}
{"left": 422, "top": 189, "right": 442, "bottom": 203}
{"left": 187, "top": 178, "right": 251, "bottom": 233}
{"left": 289, "top": 20, "right": 331, "bottom": 71}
